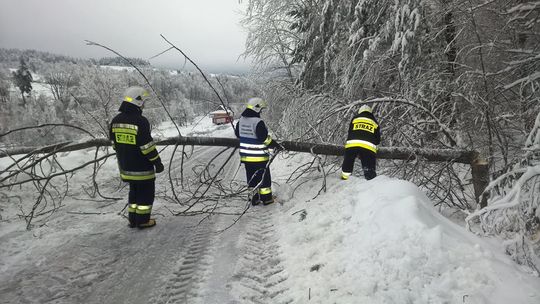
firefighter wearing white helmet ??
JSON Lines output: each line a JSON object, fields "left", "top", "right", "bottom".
{"left": 246, "top": 97, "right": 267, "bottom": 113}
{"left": 341, "top": 104, "right": 381, "bottom": 181}
{"left": 235, "top": 97, "right": 283, "bottom": 205}
{"left": 122, "top": 86, "right": 149, "bottom": 108}
{"left": 110, "top": 86, "right": 164, "bottom": 229}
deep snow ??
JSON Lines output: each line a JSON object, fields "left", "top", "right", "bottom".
{"left": 274, "top": 170, "right": 540, "bottom": 303}
{"left": 1, "top": 116, "right": 539, "bottom": 303}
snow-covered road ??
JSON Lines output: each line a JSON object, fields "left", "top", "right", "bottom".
{"left": 0, "top": 119, "right": 293, "bottom": 304}
{"left": 1, "top": 214, "right": 206, "bottom": 303}
{"left": 0, "top": 203, "right": 292, "bottom": 303}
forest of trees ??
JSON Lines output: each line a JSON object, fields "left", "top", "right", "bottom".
{"left": 241, "top": 0, "right": 539, "bottom": 271}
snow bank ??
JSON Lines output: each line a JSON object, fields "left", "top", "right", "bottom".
{"left": 276, "top": 175, "right": 540, "bottom": 303}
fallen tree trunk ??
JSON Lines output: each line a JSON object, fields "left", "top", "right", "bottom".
{"left": 0, "top": 136, "right": 488, "bottom": 207}
{"left": 0, "top": 136, "right": 478, "bottom": 164}
{"left": 281, "top": 141, "right": 478, "bottom": 164}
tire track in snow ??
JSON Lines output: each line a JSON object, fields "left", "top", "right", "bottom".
{"left": 150, "top": 220, "right": 216, "bottom": 304}
{"left": 0, "top": 218, "right": 199, "bottom": 304}
{"left": 231, "top": 207, "right": 292, "bottom": 304}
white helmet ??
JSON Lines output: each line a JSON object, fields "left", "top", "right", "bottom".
{"left": 246, "top": 97, "right": 268, "bottom": 113}
{"left": 358, "top": 105, "right": 372, "bottom": 114}
{"left": 122, "top": 86, "right": 150, "bottom": 108}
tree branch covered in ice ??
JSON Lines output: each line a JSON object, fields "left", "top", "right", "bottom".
{"left": 467, "top": 112, "right": 540, "bottom": 274}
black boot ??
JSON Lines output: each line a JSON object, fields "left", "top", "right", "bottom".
{"left": 138, "top": 219, "right": 156, "bottom": 229}
{"left": 128, "top": 210, "right": 137, "bottom": 228}
{"left": 262, "top": 198, "right": 274, "bottom": 205}
{"left": 251, "top": 195, "right": 261, "bottom": 206}
{"left": 261, "top": 193, "right": 274, "bottom": 205}
{"left": 248, "top": 187, "right": 261, "bottom": 205}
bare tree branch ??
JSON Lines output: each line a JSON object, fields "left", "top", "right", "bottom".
{"left": 0, "top": 123, "right": 95, "bottom": 139}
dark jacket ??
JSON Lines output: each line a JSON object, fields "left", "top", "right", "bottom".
{"left": 109, "top": 102, "right": 161, "bottom": 182}
{"left": 345, "top": 111, "right": 381, "bottom": 153}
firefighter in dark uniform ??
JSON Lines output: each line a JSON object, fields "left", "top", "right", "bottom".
{"left": 235, "top": 97, "right": 282, "bottom": 205}
{"left": 341, "top": 105, "right": 381, "bottom": 181}
{"left": 110, "top": 86, "right": 164, "bottom": 228}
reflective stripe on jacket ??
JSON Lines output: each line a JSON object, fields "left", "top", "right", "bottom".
{"left": 345, "top": 139, "right": 378, "bottom": 153}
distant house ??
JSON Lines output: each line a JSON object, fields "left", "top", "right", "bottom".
{"left": 209, "top": 106, "right": 233, "bottom": 125}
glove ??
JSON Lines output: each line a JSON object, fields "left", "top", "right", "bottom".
{"left": 154, "top": 162, "right": 164, "bottom": 174}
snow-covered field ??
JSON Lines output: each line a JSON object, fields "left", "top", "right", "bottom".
{"left": 5, "top": 69, "right": 55, "bottom": 99}
{"left": 99, "top": 65, "right": 136, "bottom": 72}
{"left": 1, "top": 116, "right": 539, "bottom": 303}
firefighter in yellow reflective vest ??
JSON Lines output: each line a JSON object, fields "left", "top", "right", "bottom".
{"left": 109, "top": 86, "right": 164, "bottom": 228}
{"left": 341, "top": 105, "right": 381, "bottom": 181}
{"left": 235, "top": 97, "right": 283, "bottom": 205}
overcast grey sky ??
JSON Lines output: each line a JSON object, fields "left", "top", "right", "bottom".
{"left": 0, "top": 0, "right": 251, "bottom": 73}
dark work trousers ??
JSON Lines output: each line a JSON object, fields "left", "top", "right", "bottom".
{"left": 244, "top": 161, "right": 272, "bottom": 203}
{"left": 342, "top": 147, "right": 377, "bottom": 180}
{"left": 127, "top": 180, "right": 155, "bottom": 226}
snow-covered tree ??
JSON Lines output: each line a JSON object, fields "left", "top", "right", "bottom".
{"left": 241, "top": 0, "right": 312, "bottom": 79}
{"left": 0, "top": 70, "right": 9, "bottom": 103}
{"left": 465, "top": 0, "right": 540, "bottom": 274}
{"left": 467, "top": 111, "right": 540, "bottom": 274}
{"left": 12, "top": 57, "right": 33, "bottom": 106}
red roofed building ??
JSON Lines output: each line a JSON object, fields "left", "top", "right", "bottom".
{"left": 209, "top": 106, "right": 233, "bottom": 125}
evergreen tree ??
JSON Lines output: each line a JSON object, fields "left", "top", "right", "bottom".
{"left": 0, "top": 70, "right": 9, "bottom": 103}
{"left": 12, "top": 57, "right": 33, "bottom": 106}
